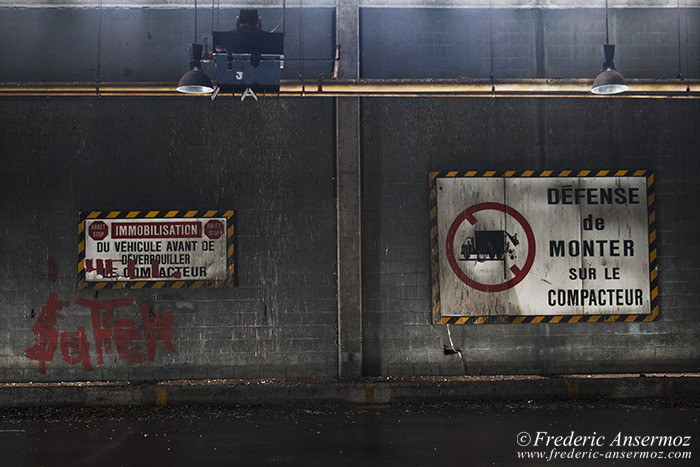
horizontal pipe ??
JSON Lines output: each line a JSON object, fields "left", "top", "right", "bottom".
{"left": 0, "top": 79, "right": 697, "bottom": 98}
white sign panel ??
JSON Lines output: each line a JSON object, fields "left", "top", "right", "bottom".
{"left": 83, "top": 217, "right": 228, "bottom": 283}
{"left": 435, "top": 175, "right": 652, "bottom": 317}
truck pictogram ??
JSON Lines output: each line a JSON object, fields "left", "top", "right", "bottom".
{"left": 458, "top": 230, "right": 519, "bottom": 279}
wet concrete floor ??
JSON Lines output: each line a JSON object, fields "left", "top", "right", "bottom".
{"left": 0, "top": 399, "right": 698, "bottom": 466}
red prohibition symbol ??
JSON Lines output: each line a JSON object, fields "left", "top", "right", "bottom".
{"left": 446, "top": 202, "right": 536, "bottom": 292}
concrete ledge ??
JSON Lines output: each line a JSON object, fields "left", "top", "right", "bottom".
{"left": 1, "top": 374, "right": 698, "bottom": 407}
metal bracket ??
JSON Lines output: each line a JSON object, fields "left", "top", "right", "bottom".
{"left": 241, "top": 87, "right": 258, "bottom": 101}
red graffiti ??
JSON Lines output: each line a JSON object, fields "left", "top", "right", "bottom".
{"left": 34, "top": 256, "right": 59, "bottom": 283}
{"left": 47, "top": 257, "right": 58, "bottom": 283}
{"left": 84, "top": 259, "right": 118, "bottom": 279}
{"left": 113, "top": 319, "right": 145, "bottom": 363}
{"left": 88, "top": 258, "right": 182, "bottom": 280}
{"left": 60, "top": 327, "right": 93, "bottom": 371}
{"left": 26, "top": 295, "right": 176, "bottom": 374}
{"left": 25, "top": 294, "right": 69, "bottom": 374}
{"left": 76, "top": 298, "right": 133, "bottom": 364}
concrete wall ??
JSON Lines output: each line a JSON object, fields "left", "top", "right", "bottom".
{"left": 1, "top": 96, "right": 699, "bottom": 381}
{"left": 0, "top": 7, "right": 698, "bottom": 83}
{"left": 361, "top": 7, "right": 700, "bottom": 79}
{"left": 0, "top": 97, "right": 338, "bottom": 381}
{"left": 361, "top": 97, "right": 700, "bottom": 376}
{"left": 0, "top": 7, "right": 336, "bottom": 83}
{"left": 0, "top": 3, "right": 699, "bottom": 382}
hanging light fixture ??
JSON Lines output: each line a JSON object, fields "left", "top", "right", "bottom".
{"left": 177, "top": 43, "right": 214, "bottom": 94}
{"left": 591, "top": 0, "right": 628, "bottom": 95}
{"left": 177, "top": 0, "right": 214, "bottom": 94}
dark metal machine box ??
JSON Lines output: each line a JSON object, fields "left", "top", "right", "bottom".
{"left": 211, "top": 31, "right": 284, "bottom": 93}
{"left": 213, "top": 54, "right": 283, "bottom": 93}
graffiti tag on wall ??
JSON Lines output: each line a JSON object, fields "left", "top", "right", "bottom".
{"left": 26, "top": 294, "right": 176, "bottom": 374}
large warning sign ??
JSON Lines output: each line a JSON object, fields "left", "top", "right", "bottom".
{"left": 79, "top": 210, "right": 234, "bottom": 289}
{"left": 430, "top": 171, "right": 657, "bottom": 324}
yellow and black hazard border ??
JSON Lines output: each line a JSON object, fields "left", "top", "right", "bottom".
{"left": 429, "top": 170, "right": 658, "bottom": 324}
{"left": 78, "top": 210, "right": 234, "bottom": 289}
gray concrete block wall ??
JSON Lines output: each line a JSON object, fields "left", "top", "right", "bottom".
{"left": 361, "top": 8, "right": 505, "bottom": 79}
{"left": 360, "top": 8, "right": 700, "bottom": 80}
{"left": 1, "top": 96, "right": 699, "bottom": 382}
{"left": 548, "top": 7, "right": 700, "bottom": 80}
{"left": 0, "top": 7, "right": 335, "bottom": 83}
{"left": 1, "top": 4, "right": 699, "bottom": 383}
{"left": 1, "top": 7, "right": 698, "bottom": 84}
{"left": 0, "top": 97, "right": 338, "bottom": 382}
{"left": 361, "top": 97, "right": 700, "bottom": 377}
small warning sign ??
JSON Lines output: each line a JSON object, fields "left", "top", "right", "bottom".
{"left": 79, "top": 211, "right": 234, "bottom": 288}
{"left": 88, "top": 221, "right": 108, "bottom": 241}
{"left": 204, "top": 219, "right": 225, "bottom": 240}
